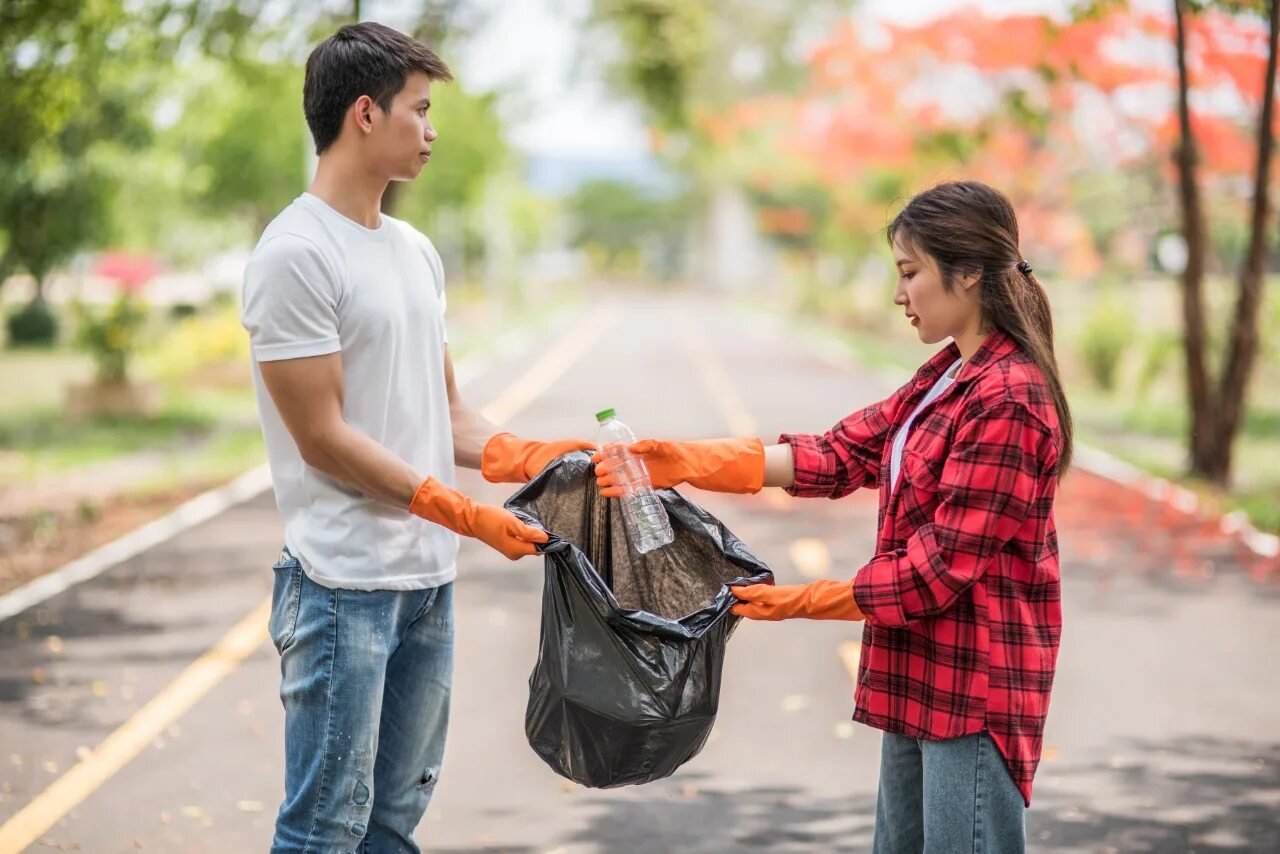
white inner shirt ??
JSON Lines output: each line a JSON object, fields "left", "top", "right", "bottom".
{"left": 890, "top": 358, "right": 963, "bottom": 493}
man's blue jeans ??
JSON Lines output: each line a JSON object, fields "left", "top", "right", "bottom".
{"left": 268, "top": 548, "right": 454, "bottom": 854}
{"left": 872, "top": 731, "right": 1027, "bottom": 854}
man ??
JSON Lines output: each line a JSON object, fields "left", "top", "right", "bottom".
{"left": 241, "top": 22, "right": 591, "bottom": 852}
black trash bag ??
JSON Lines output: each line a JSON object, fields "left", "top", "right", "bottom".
{"left": 505, "top": 450, "right": 773, "bottom": 788}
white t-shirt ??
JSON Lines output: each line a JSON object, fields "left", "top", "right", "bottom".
{"left": 241, "top": 192, "right": 458, "bottom": 590}
{"left": 890, "top": 358, "right": 963, "bottom": 493}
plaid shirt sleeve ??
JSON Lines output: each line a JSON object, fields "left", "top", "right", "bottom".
{"left": 853, "top": 397, "right": 1058, "bottom": 626}
{"left": 779, "top": 389, "right": 903, "bottom": 499}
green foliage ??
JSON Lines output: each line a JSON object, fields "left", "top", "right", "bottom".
{"left": 72, "top": 295, "right": 149, "bottom": 384}
{"left": 5, "top": 299, "right": 60, "bottom": 347}
{"left": 0, "top": 0, "right": 269, "bottom": 294}
{"left": 1, "top": 1, "right": 138, "bottom": 291}
{"left": 143, "top": 302, "right": 249, "bottom": 384}
{"left": 1080, "top": 292, "right": 1132, "bottom": 391}
{"left": 0, "top": 406, "right": 214, "bottom": 476}
{"left": 1137, "top": 329, "right": 1182, "bottom": 398}
{"left": 186, "top": 60, "right": 308, "bottom": 232}
{"left": 1266, "top": 287, "right": 1280, "bottom": 364}
{"left": 591, "top": 0, "right": 712, "bottom": 130}
{"left": 395, "top": 85, "right": 510, "bottom": 230}
{"left": 566, "top": 180, "right": 686, "bottom": 270}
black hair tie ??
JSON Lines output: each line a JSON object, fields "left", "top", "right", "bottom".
{"left": 1016, "top": 260, "right": 1033, "bottom": 275}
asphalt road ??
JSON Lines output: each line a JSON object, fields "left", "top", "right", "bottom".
{"left": 1, "top": 293, "right": 1277, "bottom": 853}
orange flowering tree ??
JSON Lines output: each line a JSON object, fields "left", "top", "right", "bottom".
{"left": 703, "top": 4, "right": 1273, "bottom": 274}
{"left": 703, "top": 2, "right": 1278, "bottom": 485}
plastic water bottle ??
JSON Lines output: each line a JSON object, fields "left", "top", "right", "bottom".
{"left": 595, "top": 408, "right": 674, "bottom": 554}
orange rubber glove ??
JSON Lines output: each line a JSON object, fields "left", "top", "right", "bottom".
{"left": 591, "top": 437, "right": 765, "bottom": 496}
{"left": 409, "top": 477, "right": 548, "bottom": 560}
{"left": 481, "top": 432, "right": 596, "bottom": 483}
{"left": 730, "top": 580, "right": 865, "bottom": 621}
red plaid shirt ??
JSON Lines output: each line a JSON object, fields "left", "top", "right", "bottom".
{"left": 780, "top": 330, "right": 1062, "bottom": 805}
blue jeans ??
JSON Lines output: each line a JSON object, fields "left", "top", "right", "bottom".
{"left": 268, "top": 548, "right": 454, "bottom": 854}
{"left": 872, "top": 731, "right": 1026, "bottom": 854}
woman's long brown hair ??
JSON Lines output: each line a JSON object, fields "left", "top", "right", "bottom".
{"left": 887, "top": 180, "right": 1074, "bottom": 476}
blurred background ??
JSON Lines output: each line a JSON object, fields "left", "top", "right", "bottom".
{"left": 1, "top": 1, "right": 1279, "bottom": 850}
{"left": 1, "top": 0, "right": 1277, "bottom": 637}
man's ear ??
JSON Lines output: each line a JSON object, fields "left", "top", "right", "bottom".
{"left": 352, "top": 95, "right": 376, "bottom": 134}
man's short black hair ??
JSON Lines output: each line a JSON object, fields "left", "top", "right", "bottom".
{"left": 303, "top": 22, "right": 453, "bottom": 155}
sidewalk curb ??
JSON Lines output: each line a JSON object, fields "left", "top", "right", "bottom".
{"left": 0, "top": 464, "right": 273, "bottom": 623}
{"left": 740, "top": 305, "right": 1280, "bottom": 561}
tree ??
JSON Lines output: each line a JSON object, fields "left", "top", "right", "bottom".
{"left": 0, "top": 0, "right": 271, "bottom": 301}
{"left": 586, "top": 1, "right": 851, "bottom": 288}
{"left": 1172, "top": 0, "right": 1279, "bottom": 484}
{"left": 702, "top": 3, "right": 1277, "bottom": 484}
{"left": 184, "top": 58, "right": 308, "bottom": 236}
{"left": 1, "top": 0, "right": 133, "bottom": 303}
{"left": 566, "top": 179, "right": 685, "bottom": 270}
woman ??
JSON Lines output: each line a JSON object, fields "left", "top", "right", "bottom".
{"left": 596, "top": 181, "right": 1069, "bottom": 853}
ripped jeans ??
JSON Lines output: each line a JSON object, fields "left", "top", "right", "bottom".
{"left": 268, "top": 548, "right": 454, "bottom": 854}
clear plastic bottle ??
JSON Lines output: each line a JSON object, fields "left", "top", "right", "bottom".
{"left": 595, "top": 408, "right": 674, "bottom": 554}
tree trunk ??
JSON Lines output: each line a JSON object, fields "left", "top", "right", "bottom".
{"left": 1173, "top": 0, "right": 1217, "bottom": 480}
{"left": 1204, "top": 0, "right": 1280, "bottom": 484}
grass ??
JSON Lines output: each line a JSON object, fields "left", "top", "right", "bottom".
{"left": 0, "top": 409, "right": 216, "bottom": 480}
{"left": 0, "top": 348, "right": 262, "bottom": 484}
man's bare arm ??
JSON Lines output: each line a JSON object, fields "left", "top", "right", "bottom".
{"left": 258, "top": 353, "right": 421, "bottom": 507}
{"left": 443, "top": 345, "right": 503, "bottom": 470}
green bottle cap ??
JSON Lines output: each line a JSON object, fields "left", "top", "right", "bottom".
{"left": 595, "top": 408, "right": 617, "bottom": 422}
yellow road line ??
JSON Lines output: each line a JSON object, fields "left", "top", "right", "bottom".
{"left": 682, "top": 330, "right": 793, "bottom": 511}
{"left": 0, "top": 600, "right": 271, "bottom": 852}
{"left": 0, "top": 318, "right": 606, "bottom": 852}
{"left": 480, "top": 307, "right": 617, "bottom": 425}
